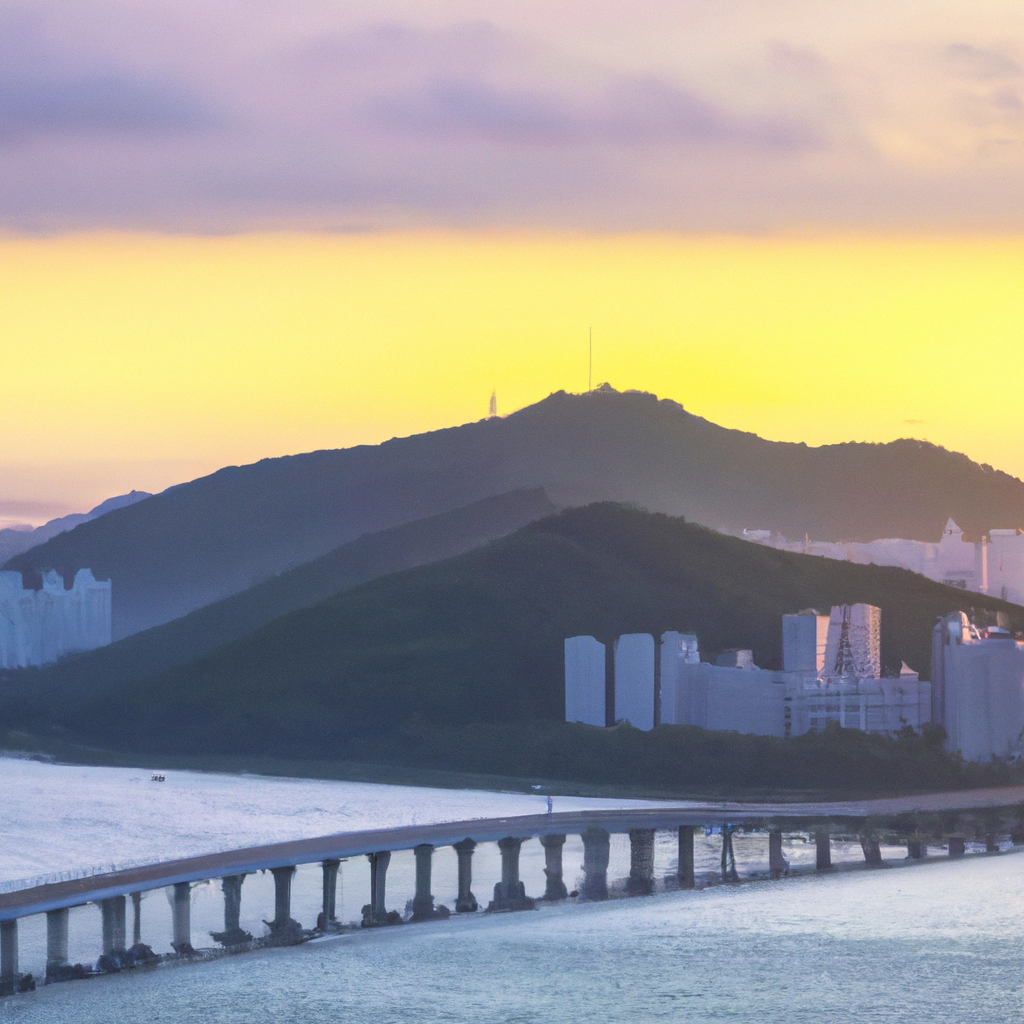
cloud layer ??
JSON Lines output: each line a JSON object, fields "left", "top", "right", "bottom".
{"left": 2, "top": 0, "right": 1024, "bottom": 231}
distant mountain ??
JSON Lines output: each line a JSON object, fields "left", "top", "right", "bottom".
{"left": 7, "top": 387, "right": 1024, "bottom": 639}
{"left": 12, "top": 487, "right": 554, "bottom": 699}
{"left": 8, "top": 503, "right": 1014, "bottom": 763}
{"left": 0, "top": 491, "right": 150, "bottom": 566}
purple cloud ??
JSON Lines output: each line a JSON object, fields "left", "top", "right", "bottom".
{"left": 0, "top": 2, "right": 1022, "bottom": 232}
{"left": 372, "top": 73, "right": 819, "bottom": 150}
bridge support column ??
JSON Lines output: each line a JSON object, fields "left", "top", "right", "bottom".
{"left": 581, "top": 828, "right": 610, "bottom": 900}
{"left": 677, "top": 826, "right": 695, "bottom": 889}
{"left": 100, "top": 896, "right": 127, "bottom": 956}
{"left": 412, "top": 845, "right": 439, "bottom": 921}
{"left": 907, "top": 840, "right": 925, "bottom": 859}
{"left": 454, "top": 840, "right": 478, "bottom": 913}
{"left": 540, "top": 834, "right": 568, "bottom": 900}
{"left": 986, "top": 833, "right": 999, "bottom": 853}
{"left": 0, "top": 920, "right": 18, "bottom": 996}
{"left": 859, "top": 835, "right": 882, "bottom": 865}
{"left": 721, "top": 827, "right": 739, "bottom": 882}
{"left": 45, "top": 909, "right": 69, "bottom": 982}
{"left": 364, "top": 851, "right": 395, "bottom": 926}
{"left": 213, "top": 875, "right": 252, "bottom": 946}
{"left": 320, "top": 860, "right": 341, "bottom": 931}
{"left": 768, "top": 831, "right": 786, "bottom": 879}
{"left": 267, "top": 867, "right": 303, "bottom": 944}
{"left": 628, "top": 829, "right": 656, "bottom": 894}
{"left": 131, "top": 892, "right": 142, "bottom": 948}
{"left": 171, "top": 883, "right": 194, "bottom": 955}
{"left": 489, "top": 838, "right": 534, "bottom": 911}
{"left": 815, "top": 830, "right": 831, "bottom": 870}
{"left": 948, "top": 837, "right": 966, "bottom": 859}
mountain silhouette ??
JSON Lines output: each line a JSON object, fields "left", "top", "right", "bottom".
{"left": 6, "top": 387, "right": 1024, "bottom": 639}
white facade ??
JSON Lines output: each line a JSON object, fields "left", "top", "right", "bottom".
{"left": 744, "top": 518, "right": 1002, "bottom": 597}
{"left": 0, "top": 569, "right": 112, "bottom": 669}
{"left": 822, "top": 604, "right": 881, "bottom": 680}
{"left": 988, "top": 529, "right": 1024, "bottom": 604}
{"left": 674, "top": 661, "right": 788, "bottom": 737}
{"left": 564, "top": 635, "right": 606, "bottom": 726}
{"left": 658, "top": 631, "right": 698, "bottom": 727}
{"left": 932, "top": 612, "right": 1024, "bottom": 761}
{"left": 782, "top": 611, "right": 829, "bottom": 674}
{"left": 793, "top": 672, "right": 931, "bottom": 737}
{"left": 613, "top": 633, "right": 655, "bottom": 730}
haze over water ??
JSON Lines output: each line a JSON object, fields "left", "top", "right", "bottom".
{"left": 3, "top": 851, "right": 1023, "bottom": 1023}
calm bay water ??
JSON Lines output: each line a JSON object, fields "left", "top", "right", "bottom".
{"left": 3, "top": 848, "right": 1023, "bottom": 1023}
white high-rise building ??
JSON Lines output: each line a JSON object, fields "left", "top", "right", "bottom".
{"left": 822, "top": 604, "right": 881, "bottom": 680}
{"left": 987, "top": 529, "right": 1024, "bottom": 604}
{"left": 932, "top": 612, "right": 1024, "bottom": 761}
{"left": 659, "top": 631, "right": 699, "bottom": 726}
{"left": 0, "top": 569, "right": 112, "bottom": 669}
{"left": 614, "top": 633, "right": 655, "bottom": 730}
{"left": 782, "top": 611, "right": 829, "bottom": 674}
{"left": 564, "top": 635, "right": 606, "bottom": 727}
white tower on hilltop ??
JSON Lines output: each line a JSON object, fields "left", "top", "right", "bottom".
{"left": 488, "top": 390, "right": 497, "bottom": 417}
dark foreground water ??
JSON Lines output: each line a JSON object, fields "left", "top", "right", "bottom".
{"left": 3, "top": 850, "right": 1023, "bottom": 1023}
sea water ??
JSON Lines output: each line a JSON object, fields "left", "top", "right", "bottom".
{"left": 3, "top": 758, "right": 1023, "bottom": 1021}
{"left": 2, "top": 851, "right": 1023, "bottom": 1023}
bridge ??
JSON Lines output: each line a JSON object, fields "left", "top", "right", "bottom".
{"left": 3, "top": 785, "right": 1024, "bottom": 995}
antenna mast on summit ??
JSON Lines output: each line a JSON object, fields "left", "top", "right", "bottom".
{"left": 588, "top": 327, "right": 592, "bottom": 392}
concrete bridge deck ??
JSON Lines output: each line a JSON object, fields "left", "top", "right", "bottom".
{"left": 5, "top": 785, "right": 1024, "bottom": 921}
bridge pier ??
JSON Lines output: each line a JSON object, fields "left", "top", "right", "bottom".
{"left": 453, "top": 840, "right": 478, "bottom": 913}
{"left": 540, "top": 834, "right": 568, "bottom": 900}
{"left": 581, "top": 828, "right": 610, "bottom": 900}
{"left": 986, "top": 833, "right": 999, "bottom": 853}
{"left": 412, "top": 845, "right": 444, "bottom": 921}
{"left": 45, "top": 909, "right": 69, "bottom": 982}
{"left": 131, "top": 892, "right": 142, "bottom": 948}
{"left": 628, "top": 829, "right": 656, "bottom": 894}
{"left": 907, "top": 840, "right": 925, "bottom": 860}
{"left": 489, "top": 838, "right": 534, "bottom": 912}
{"left": 0, "top": 920, "right": 19, "bottom": 996}
{"left": 171, "top": 883, "right": 194, "bottom": 955}
{"left": 859, "top": 835, "right": 882, "bottom": 865}
{"left": 948, "top": 837, "right": 966, "bottom": 859}
{"left": 815, "top": 830, "right": 831, "bottom": 870}
{"left": 100, "top": 896, "right": 127, "bottom": 956}
{"left": 320, "top": 860, "right": 341, "bottom": 931}
{"left": 768, "top": 831, "right": 786, "bottom": 879}
{"left": 267, "top": 867, "right": 303, "bottom": 944}
{"left": 677, "top": 826, "right": 695, "bottom": 889}
{"left": 721, "top": 827, "right": 739, "bottom": 882}
{"left": 212, "top": 874, "right": 252, "bottom": 946}
{"left": 364, "top": 851, "right": 397, "bottom": 926}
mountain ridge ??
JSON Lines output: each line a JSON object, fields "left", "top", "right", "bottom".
{"left": 6, "top": 387, "right": 1024, "bottom": 639}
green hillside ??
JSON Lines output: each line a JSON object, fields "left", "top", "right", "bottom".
{"left": 7, "top": 503, "right": 1018, "bottom": 797}
{"left": 3, "top": 487, "right": 553, "bottom": 702}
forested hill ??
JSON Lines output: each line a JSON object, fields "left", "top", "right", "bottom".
{"left": 7, "top": 387, "right": 1024, "bottom": 639}
{"left": 8, "top": 504, "right": 1016, "bottom": 765}
{"left": 2, "top": 488, "right": 554, "bottom": 702}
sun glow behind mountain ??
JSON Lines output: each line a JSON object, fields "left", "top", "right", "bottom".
{"left": 2, "top": 229, "right": 1023, "bottom": 521}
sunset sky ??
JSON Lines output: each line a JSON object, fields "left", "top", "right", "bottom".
{"left": 3, "top": 1, "right": 1024, "bottom": 525}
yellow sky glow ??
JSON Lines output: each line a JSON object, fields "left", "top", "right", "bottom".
{"left": 1, "top": 231, "right": 1023, "bottom": 522}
